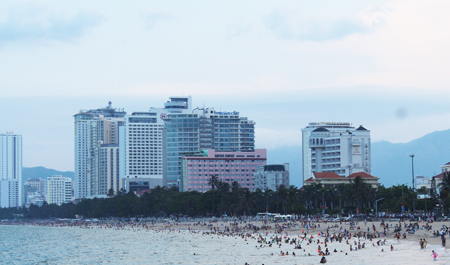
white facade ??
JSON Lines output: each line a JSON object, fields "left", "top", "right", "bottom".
{"left": 74, "top": 102, "right": 125, "bottom": 199}
{"left": 0, "top": 133, "right": 22, "bottom": 207}
{"left": 120, "top": 96, "right": 192, "bottom": 191}
{"left": 99, "top": 145, "right": 121, "bottom": 195}
{"left": 441, "top": 162, "right": 450, "bottom": 173}
{"left": 301, "top": 123, "right": 371, "bottom": 183}
{"left": 47, "top": 175, "right": 72, "bottom": 205}
{"left": 253, "top": 164, "right": 289, "bottom": 191}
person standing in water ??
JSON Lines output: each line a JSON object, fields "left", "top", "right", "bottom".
{"left": 432, "top": 250, "right": 438, "bottom": 260}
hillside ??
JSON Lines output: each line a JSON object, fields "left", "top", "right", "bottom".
{"left": 371, "top": 129, "right": 450, "bottom": 187}
{"left": 23, "top": 166, "right": 74, "bottom": 182}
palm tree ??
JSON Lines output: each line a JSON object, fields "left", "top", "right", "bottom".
{"left": 208, "top": 175, "right": 219, "bottom": 191}
{"left": 107, "top": 188, "right": 115, "bottom": 197}
{"left": 288, "top": 185, "right": 299, "bottom": 212}
{"left": 351, "top": 176, "right": 374, "bottom": 212}
{"left": 242, "top": 188, "right": 255, "bottom": 215}
{"left": 216, "top": 180, "right": 230, "bottom": 216}
{"left": 207, "top": 175, "right": 219, "bottom": 216}
{"left": 276, "top": 184, "right": 289, "bottom": 214}
{"left": 438, "top": 172, "right": 450, "bottom": 210}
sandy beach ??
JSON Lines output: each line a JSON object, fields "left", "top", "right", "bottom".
{"left": 2, "top": 218, "right": 450, "bottom": 264}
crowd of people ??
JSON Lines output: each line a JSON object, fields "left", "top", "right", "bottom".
{"left": 1, "top": 216, "right": 447, "bottom": 263}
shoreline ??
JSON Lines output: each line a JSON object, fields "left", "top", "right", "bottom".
{"left": 2, "top": 219, "right": 450, "bottom": 264}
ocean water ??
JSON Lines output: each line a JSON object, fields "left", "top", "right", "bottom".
{"left": 1, "top": 225, "right": 449, "bottom": 265}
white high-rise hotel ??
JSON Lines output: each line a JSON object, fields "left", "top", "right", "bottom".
{"left": 0, "top": 133, "right": 23, "bottom": 208}
{"left": 301, "top": 122, "right": 371, "bottom": 183}
{"left": 120, "top": 96, "right": 192, "bottom": 191}
{"left": 74, "top": 102, "right": 125, "bottom": 199}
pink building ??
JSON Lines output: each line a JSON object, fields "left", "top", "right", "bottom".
{"left": 181, "top": 149, "right": 267, "bottom": 192}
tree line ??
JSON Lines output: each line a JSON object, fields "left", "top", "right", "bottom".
{"left": 2, "top": 173, "right": 450, "bottom": 220}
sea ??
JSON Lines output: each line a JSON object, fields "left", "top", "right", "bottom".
{"left": 1, "top": 225, "right": 449, "bottom": 264}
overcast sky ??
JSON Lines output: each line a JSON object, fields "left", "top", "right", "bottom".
{"left": 1, "top": 0, "right": 450, "bottom": 172}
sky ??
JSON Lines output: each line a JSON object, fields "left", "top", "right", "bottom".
{"left": 1, "top": 0, "right": 450, "bottom": 175}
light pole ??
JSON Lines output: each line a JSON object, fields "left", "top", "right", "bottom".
{"left": 410, "top": 154, "right": 415, "bottom": 213}
{"left": 347, "top": 164, "right": 352, "bottom": 184}
{"left": 376, "top": 198, "right": 385, "bottom": 216}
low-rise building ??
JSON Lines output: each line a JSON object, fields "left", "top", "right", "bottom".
{"left": 253, "top": 164, "right": 289, "bottom": 191}
{"left": 303, "top": 171, "right": 380, "bottom": 188}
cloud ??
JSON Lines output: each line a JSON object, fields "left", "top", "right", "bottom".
{"left": 263, "top": 7, "right": 370, "bottom": 42}
{"left": 0, "top": 4, "right": 102, "bottom": 43}
{"left": 143, "top": 13, "right": 172, "bottom": 29}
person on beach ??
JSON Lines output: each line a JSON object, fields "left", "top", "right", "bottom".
{"left": 320, "top": 256, "right": 327, "bottom": 263}
{"left": 432, "top": 250, "right": 438, "bottom": 260}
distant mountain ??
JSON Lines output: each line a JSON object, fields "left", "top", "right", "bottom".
{"left": 23, "top": 166, "right": 74, "bottom": 182}
{"left": 266, "top": 129, "right": 450, "bottom": 188}
{"left": 371, "top": 129, "right": 450, "bottom": 187}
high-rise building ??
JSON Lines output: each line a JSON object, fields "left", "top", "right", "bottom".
{"left": 47, "top": 175, "right": 72, "bottom": 205}
{"left": 180, "top": 149, "right": 266, "bottom": 192}
{"left": 254, "top": 164, "right": 290, "bottom": 191}
{"left": 99, "top": 144, "right": 120, "bottom": 195}
{"left": 301, "top": 122, "right": 371, "bottom": 183}
{"left": 120, "top": 97, "right": 192, "bottom": 192}
{"left": 0, "top": 133, "right": 23, "bottom": 208}
{"left": 163, "top": 108, "right": 256, "bottom": 189}
{"left": 74, "top": 102, "right": 126, "bottom": 199}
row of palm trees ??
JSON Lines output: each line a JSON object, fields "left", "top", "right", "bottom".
{"left": 207, "top": 175, "right": 376, "bottom": 215}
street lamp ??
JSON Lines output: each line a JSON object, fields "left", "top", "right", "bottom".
{"left": 347, "top": 164, "right": 352, "bottom": 184}
{"left": 410, "top": 154, "right": 416, "bottom": 213}
{"left": 376, "top": 197, "right": 385, "bottom": 216}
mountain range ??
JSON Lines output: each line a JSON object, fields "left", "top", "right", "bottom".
{"left": 265, "top": 128, "right": 450, "bottom": 188}
{"left": 23, "top": 129, "right": 450, "bottom": 188}
{"left": 23, "top": 166, "right": 74, "bottom": 182}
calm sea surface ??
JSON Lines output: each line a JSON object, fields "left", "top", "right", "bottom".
{"left": 1, "top": 225, "right": 200, "bottom": 265}
{"left": 0, "top": 225, "right": 270, "bottom": 265}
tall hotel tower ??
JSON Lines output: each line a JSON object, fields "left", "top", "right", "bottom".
{"left": 301, "top": 122, "right": 371, "bottom": 183}
{"left": 163, "top": 108, "right": 256, "bottom": 189}
{"left": 120, "top": 97, "right": 192, "bottom": 191}
{"left": 74, "top": 102, "right": 126, "bottom": 199}
{"left": 0, "top": 133, "right": 22, "bottom": 208}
